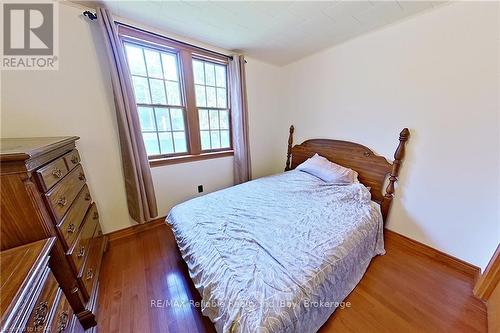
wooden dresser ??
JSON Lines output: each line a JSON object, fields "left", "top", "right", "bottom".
{"left": 0, "top": 238, "right": 85, "bottom": 333}
{"left": 0, "top": 137, "right": 107, "bottom": 330}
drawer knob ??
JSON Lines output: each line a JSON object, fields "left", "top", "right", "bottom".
{"left": 78, "top": 172, "right": 85, "bottom": 181}
{"left": 56, "top": 311, "right": 69, "bottom": 332}
{"left": 71, "top": 155, "right": 79, "bottom": 164}
{"left": 57, "top": 196, "right": 67, "bottom": 207}
{"left": 86, "top": 269, "right": 94, "bottom": 280}
{"left": 33, "top": 301, "right": 49, "bottom": 327}
{"left": 84, "top": 193, "right": 91, "bottom": 201}
{"left": 77, "top": 246, "right": 85, "bottom": 257}
{"left": 67, "top": 223, "right": 76, "bottom": 233}
{"left": 93, "top": 211, "right": 99, "bottom": 220}
{"left": 52, "top": 168, "right": 63, "bottom": 178}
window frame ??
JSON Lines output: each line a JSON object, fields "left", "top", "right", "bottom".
{"left": 192, "top": 56, "right": 233, "bottom": 152}
{"left": 118, "top": 24, "right": 233, "bottom": 166}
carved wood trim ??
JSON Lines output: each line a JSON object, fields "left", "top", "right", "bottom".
{"left": 284, "top": 125, "right": 294, "bottom": 171}
{"left": 381, "top": 128, "right": 410, "bottom": 221}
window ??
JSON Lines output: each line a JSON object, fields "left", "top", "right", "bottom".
{"left": 124, "top": 43, "right": 187, "bottom": 156}
{"left": 120, "top": 25, "right": 232, "bottom": 164}
{"left": 193, "top": 59, "right": 231, "bottom": 150}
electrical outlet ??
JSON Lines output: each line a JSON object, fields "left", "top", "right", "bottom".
{"left": 197, "top": 185, "right": 204, "bottom": 193}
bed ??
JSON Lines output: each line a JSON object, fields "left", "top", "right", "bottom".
{"left": 167, "top": 126, "right": 410, "bottom": 333}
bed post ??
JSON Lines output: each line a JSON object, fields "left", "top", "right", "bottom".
{"left": 285, "top": 125, "right": 294, "bottom": 171}
{"left": 381, "top": 128, "right": 410, "bottom": 222}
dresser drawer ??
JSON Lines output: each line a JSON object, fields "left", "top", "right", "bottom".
{"left": 45, "top": 165, "right": 86, "bottom": 222}
{"left": 48, "top": 289, "right": 74, "bottom": 333}
{"left": 80, "top": 231, "right": 105, "bottom": 299}
{"left": 68, "top": 204, "right": 98, "bottom": 275}
{"left": 35, "top": 156, "right": 69, "bottom": 192}
{"left": 57, "top": 185, "right": 92, "bottom": 250}
{"left": 63, "top": 149, "right": 81, "bottom": 172}
{"left": 25, "top": 270, "right": 59, "bottom": 332}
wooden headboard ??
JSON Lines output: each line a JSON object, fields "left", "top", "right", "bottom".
{"left": 284, "top": 125, "right": 410, "bottom": 223}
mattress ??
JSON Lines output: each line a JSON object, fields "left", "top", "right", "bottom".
{"left": 167, "top": 170, "right": 385, "bottom": 333}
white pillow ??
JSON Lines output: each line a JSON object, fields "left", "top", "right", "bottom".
{"left": 296, "top": 153, "right": 358, "bottom": 184}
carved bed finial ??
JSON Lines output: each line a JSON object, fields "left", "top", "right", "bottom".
{"left": 381, "top": 128, "right": 410, "bottom": 221}
{"left": 285, "top": 125, "right": 295, "bottom": 171}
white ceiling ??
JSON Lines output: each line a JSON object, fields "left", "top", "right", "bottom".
{"left": 86, "top": 1, "right": 447, "bottom": 65}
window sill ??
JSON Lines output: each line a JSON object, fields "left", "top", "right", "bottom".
{"left": 149, "top": 150, "right": 234, "bottom": 167}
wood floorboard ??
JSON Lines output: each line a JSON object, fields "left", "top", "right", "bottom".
{"left": 96, "top": 225, "right": 487, "bottom": 332}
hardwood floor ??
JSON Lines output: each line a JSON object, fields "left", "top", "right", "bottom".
{"left": 97, "top": 224, "right": 487, "bottom": 333}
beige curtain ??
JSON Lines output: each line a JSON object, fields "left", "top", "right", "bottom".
{"left": 229, "top": 55, "right": 251, "bottom": 184}
{"left": 97, "top": 8, "right": 158, "bottom": 223}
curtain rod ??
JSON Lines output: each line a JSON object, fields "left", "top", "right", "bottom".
{"left": 83, "top": 10, "right": 235, "bottom": 61}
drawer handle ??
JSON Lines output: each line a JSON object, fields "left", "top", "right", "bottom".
{"left": 67, "top": 223, "right": 76, "bottom": 233}
{"left": 52, "top": 168, "right": 63, "bottom": 178}
{"left": 93, "top": 211, "right": 99, "bottom": 220}
{"left": 86, "top": 269, "right": 94, "bottom": 280}
{"left": 33, "top": 300, "right": 48, "bottom": 327}
{"left": 77, "top": 246, "right": 85, "bottom": 257}
{"left": 57, "top": 196, "right": 67, "bottom": 207}
{"left": 56, "top": 311, "right": 69, "bottom": 332}
{"left": 78, "top": 172, "right": 85, "bottom": 181}
{"left": 84, "top": 193, "right": 91, "bottom": 201}
{"left": 71, "top": 155, "right": 79, "bottom": 164}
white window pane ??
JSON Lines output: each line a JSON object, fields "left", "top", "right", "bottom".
{"left": 195, "top": 85, "right": 206, "bottom": 107}
{"left": 149, "top": 79, "right": 166, "bottom": 104}
{"left": 165, "top": 81, "right": 181, "bottom": 106}
{"left": 206, "top": 87, "right": 217, "bottom": 107}
{"left": 215, "top": 65, "right": 226, "bottom": 88}
{"left": 158, "top": 132, "right": 174, "bottom": 154}
{"left": 144, "top": 49, "right": 163, "bottom": 79}
{"left": 132, "top": 76, "right": 151, "bottom": 104}
{"left": 155, "top": 107, "right": 171, "bottom": 131}
{"left": 142, "top": 133, "right": 159, "bottom": 155}
{"left": 137, "top": 107, "right": 155, "bottom": 131}
{"left": 198, "top": 109, "right": 209, "bottom": 130}
{"left": 210, "top": 130, "right": 220, "bottom": 149}
{"left": 220, "top": 130, "right": 230, "bottom": 148}
{"left": 170, "top": 108, "right": 185, "bottom": 131}
{"left": 193, "top": 60, "right": 205, "bottom": 85}
{"left": 173, "top": 132, "right": 187, "bottom": 153}
{"left": 216, "top": 88, "right": 227, "bottom": 108}
{"left": 209, "top": 110, "right": 219, "bottom": 129}
{"left": 200, "top": 130, "right": 211, "bottom": 150}
{"left": 219, "top": 110, "right": 229, "bottom": 129}
{"left": 125, "top": 44, "right": 146, "bottom": 76}
{"left": 161, "top": 53, "right": 179, "bottom": 81}
{"left": 205, "top": 63, "right": 216, "bottom": 86}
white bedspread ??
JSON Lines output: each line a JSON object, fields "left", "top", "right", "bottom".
{"left": 167, "top": 170, "right": 385, "bottom": 333}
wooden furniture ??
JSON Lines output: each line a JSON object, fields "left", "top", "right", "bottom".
{"left": 284, "top": 125, "right": 410, "bottom": 222}
{"left": 0, "top": 137, "right": 107, "bottom": 329}
{"left": 0, "top": 238, "right": 85, "bottom": 332}
{"left": 474, "top": 244, "right": 500, "bottom": 333}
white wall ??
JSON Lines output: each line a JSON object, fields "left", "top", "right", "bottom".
{"left": 0, "top": 3, "right": 285, "bottom": 232}
{"left": 282, "top": 1, "right": 500, "bottom": 270}
{"left": 246, "top": 58, "right": 288, "bottom": 178}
